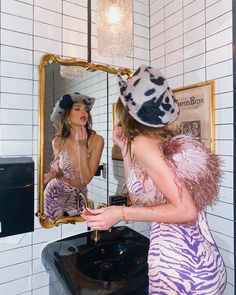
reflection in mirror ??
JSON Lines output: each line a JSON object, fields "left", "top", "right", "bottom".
{"left": 44, "top": 67, "right": 105, "bottom": 222}
{"left": 37, "top": 54, "right": 132, "bottom": 228}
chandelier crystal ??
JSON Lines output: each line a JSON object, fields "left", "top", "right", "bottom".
{"left": 97, "top": 0, "right": 133, "bottom": 58}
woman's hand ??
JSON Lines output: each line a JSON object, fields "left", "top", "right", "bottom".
{"left": 112, "top": 125, "right": 128, "bottom": 152}
{"left": 81, "top": 206, "right": 122, "bottom": 230}
{"left": 44, "top": 170, "right": 57, "bottom": 184}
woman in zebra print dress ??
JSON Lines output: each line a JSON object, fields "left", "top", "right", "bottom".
{"left": 44, "top": 93, "right": 104, "bottom": 220}
{"left": 82, "top": 65, "right": 226, "bottom": 294}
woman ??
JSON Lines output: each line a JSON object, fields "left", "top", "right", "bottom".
{"left": 44, "top": 92, "right": 104, "bottom": 220}
{"left": 82, "top": 65, "right": 226, "bottom": 294}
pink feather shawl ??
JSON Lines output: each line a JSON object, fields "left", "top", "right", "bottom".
{"left": 161, "top": 134, "right": 222, "bottom": 212}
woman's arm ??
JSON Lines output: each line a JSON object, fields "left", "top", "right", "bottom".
{"left": 112, "top": 125, "right": 132, "bottom": 181}
{"left": 82, "top": 135, "right": 198, "bottom": 230}
{"left": 112, "top": 126, "right": 137, "bottom": 204}
{"left": 78, "top": 133, "right": 104, "bottom": 185}
{"left": 44, "top": 137, "right": 63, "bottom": 184}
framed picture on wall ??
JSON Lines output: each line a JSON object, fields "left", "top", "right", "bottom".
{"left": 170, "top": 80, "right": 215, "bottom": 151}
{"left": 112, "top": 103, "right": 123, "bottom": 161}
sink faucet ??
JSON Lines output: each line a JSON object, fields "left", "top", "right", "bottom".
{"left": 91, "top": 203, "right": 109, "bottom": 243}
{"left": 77, "top": 193, "right": 88, "bottom": 213}
{"left": 97, "top": 203, "right": 107, "bottom": 209}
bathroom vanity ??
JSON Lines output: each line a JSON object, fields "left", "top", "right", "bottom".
{"left": 42, "top": 226, "right": 149, "bottom": 295}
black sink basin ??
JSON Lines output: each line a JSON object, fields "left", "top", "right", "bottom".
{"left": 42, "top": 226, "right": 149, "bottom": 295}
{"left": 77, "top": 240, "right": 147, "bottom": 282}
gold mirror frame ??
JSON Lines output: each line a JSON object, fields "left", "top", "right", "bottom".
{"left": 36, "top": 53, "right": 132, "bottom": 228}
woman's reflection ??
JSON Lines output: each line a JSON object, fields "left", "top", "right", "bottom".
{"left": 44, "top": 92, "right": 104, "bottom": 220}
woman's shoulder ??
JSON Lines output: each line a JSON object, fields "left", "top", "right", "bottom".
{"left": 133, "top": 134, "right": 163, "bottom": 161}
{"left": 52, "top": 136, "right": 63, "bottom": 149}
{"left": 88, "top": 133, "right": 104, "bottom": 153}
{"left": 133, "top": 134, "right": 161, "bottom": 149}
{"left": 89, "top": 133, "right": 104, "bottom": 145}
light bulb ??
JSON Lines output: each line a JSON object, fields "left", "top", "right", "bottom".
{"left": 107, "top": 4, "right": 121, "bottom": 23}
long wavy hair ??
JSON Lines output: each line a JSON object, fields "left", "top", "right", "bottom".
{"left": 55, "top": 102, "right": 95, "bottom": 143}
{"left": 115, "top": 98, "right": 175, "bottom": 149}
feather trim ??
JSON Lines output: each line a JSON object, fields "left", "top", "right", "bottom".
{"left": 162, "top": 134, "right": 222, "bottom": 211}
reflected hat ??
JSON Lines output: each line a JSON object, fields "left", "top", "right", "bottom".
{"left": 50, "top": 92, "right": 95, "bottom": 129}
{"left": 118, "top": 65, "right": 179, "bottom": 127}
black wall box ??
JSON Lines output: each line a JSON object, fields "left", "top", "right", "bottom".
{"left": 0, "top": 157, "right": 34, "bottom": 237}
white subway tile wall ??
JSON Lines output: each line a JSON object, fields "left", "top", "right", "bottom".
{"left": 150, "top": 1, "right": 234, "bottom": 295}
{"left": 0, "top": 0, "right": 234, "bottom": 294}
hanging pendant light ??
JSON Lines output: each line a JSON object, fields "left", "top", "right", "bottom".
{"left": 97, "top": 0, "right": 133, "bottom": 58}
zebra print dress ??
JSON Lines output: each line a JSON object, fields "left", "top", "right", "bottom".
{"left": 148, "top": 215, "right": 226, "bottom": 294}
{"left": 44, "top": 152, "right": 87, "bottom": 219}
{"left": 126, "top": 137, "right": 227, "bottom": 294}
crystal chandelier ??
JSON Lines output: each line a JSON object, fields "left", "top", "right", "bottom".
{"left": 97, "top": 0, "right": 133, "bottom": 58}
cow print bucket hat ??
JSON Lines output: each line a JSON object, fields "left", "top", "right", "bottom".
{"left": 118, "top": 65, "right": 179, "bottom": 127}
{"left": 50, "top": 92, "right": 95, "bottom": 129}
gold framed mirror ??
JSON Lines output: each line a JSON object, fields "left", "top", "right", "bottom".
{"left": 37, "top": 53, "right": 132, "bottom": 228}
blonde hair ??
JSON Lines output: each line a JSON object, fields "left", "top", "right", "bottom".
{"left": 116, "top": 98, "right": 175, "bottom": 147}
